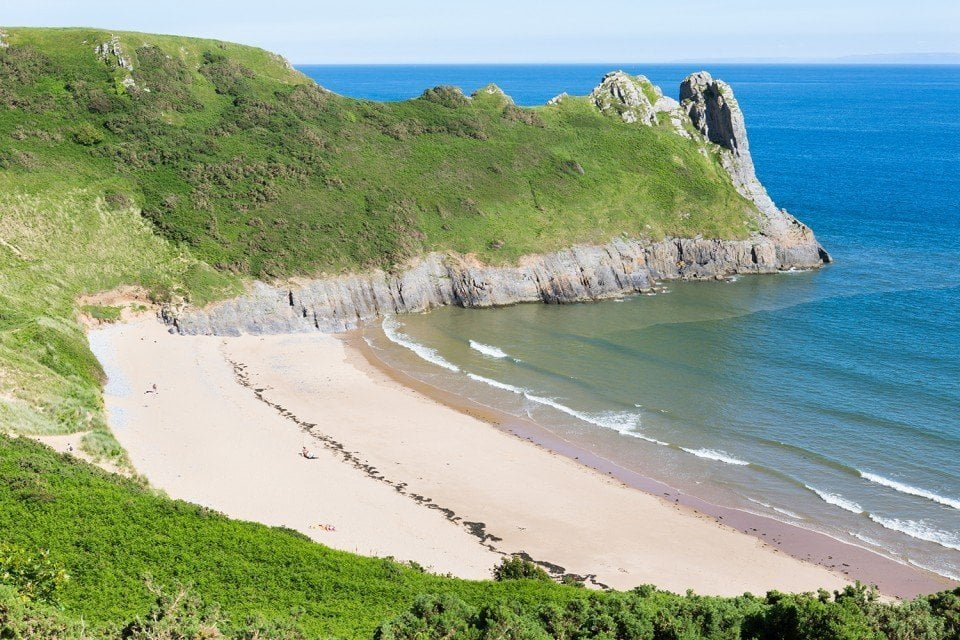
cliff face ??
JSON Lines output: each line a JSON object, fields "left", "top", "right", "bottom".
{"left": 165, "top": 235, "right": 811, "bottom": 336}
{"left": 164, "top": 71, "right": 830, "bottom": 337}
{"left": 680, "top": 72, "right": 830, "bottom": 268}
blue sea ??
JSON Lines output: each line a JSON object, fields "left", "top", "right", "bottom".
{"left": 298, "top": 64, "right": 960, "bottom": 580}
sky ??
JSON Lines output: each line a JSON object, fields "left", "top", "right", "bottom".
{"left": 4, "top": 0, "right": 960, "bottom": 63}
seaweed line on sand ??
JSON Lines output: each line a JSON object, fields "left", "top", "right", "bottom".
{"left": 222, "top": 347, "right": 607, "bottom": 588}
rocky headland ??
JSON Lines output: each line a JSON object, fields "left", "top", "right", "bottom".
{"left": 164, "top": 71, "right": 830, "bottom": 336}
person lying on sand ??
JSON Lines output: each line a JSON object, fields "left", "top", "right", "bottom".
{"left": 301, "top": 447, "right": 318, "bottom": 459}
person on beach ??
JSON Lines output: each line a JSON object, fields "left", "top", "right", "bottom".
{"left": 301, "top": 447, "right": 317, "bottom": 459}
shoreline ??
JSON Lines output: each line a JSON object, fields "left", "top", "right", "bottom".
{"left": 350, "top": 325, "right": 955, "bottom": 599}
{"left": 88, "top": 318, "right": 954, "bottom": 598}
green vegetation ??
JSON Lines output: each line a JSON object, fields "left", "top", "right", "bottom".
{"left": 1, "top": 27, "right": 754, "bottom": 280}
{"left": 79, "top": 305, "right": 122, "bottom": 323}
{"left": 0, "top": 189, "right": 239, "bottom": 461}
{"left": 5, "top": 26, "right": 953, "bottom": 640}
{"left": 1, "top": 437, "right": 959, "bottom": 639}
{"left": 0, "top": 26, "right": 753, "bottom": 455}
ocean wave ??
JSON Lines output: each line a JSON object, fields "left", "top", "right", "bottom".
{"left": 746, "top": 497, "right": 802, "bottom": 519}
{"left": 522, "top": 393, "right": 665, "bottom": 443}
{"left": 680, "top": 448, "right": 750, "bottom": 466}
{"left": 804, "top": 485, "right": 864, "bottom": 514}
{"left": 906, "top": 559, "right": 960, "bottom": 583}
{"left": 859, "top": 470, "right": 960, "bottom": 511}
{"left": 381, "top": 317, "right": 460, "bottom": 372}
{"left": 469, "top": 340, "right": 511, "bottom": 359}
{"left": 868, "top": 515, "right": 960, "bottom": 552}
{"left": 466, "top": 373, "right": 527, "bottom": 395}
{"left": 465, "top": 371, "right": 664, "bottom": 444}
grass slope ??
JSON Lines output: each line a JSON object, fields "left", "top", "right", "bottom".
{"left": 2, "top": 436, "right": 959, "bottom": 640}
{"left": 0, "top": 26, "right": 753, "bottom": 453}
{"left": 1, "top": 27, "right": 754, "bottom": 278}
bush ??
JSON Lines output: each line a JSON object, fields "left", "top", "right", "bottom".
{"left": 419, "top": 85, "right": 469, "bottom": 109}
{"left": 0, "top": 543, "right": 68, "bottom": 605}
{"left": 492, "top": 556, "right": 552, "bottom": 582}
{"left": 502, "top": 104, "right": 544, "bottom": 127}
{"left": 71, "top": 123, "right": 104, "bottom": 146}
{"left": 0, "top": 585, "right": 88, "bottom": 640}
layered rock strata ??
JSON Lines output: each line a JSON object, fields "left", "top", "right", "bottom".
{"left": 165, "top": 234, "right": 815, "bottom": 336}
{"left": 164, "top": 71, "right": 830, "bottom": 336}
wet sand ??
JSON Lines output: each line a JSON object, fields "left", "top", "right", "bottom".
{"left": 89, "top": 318, "right": 953, "bottom": 597}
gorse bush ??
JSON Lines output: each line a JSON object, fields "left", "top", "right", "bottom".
{"left": 0, "top": 543, "right": 69, "bottom": 605}
{"left": 492, "top": 556, "right": 553, "bottom": 582}
{"left": 2, "top": 437, "right": 960, "bottom": 639}
{"left": 377, "top": 584, "right": 960, "bottom": 640}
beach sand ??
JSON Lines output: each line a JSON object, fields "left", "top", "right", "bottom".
{"left": 86, "top": 318, "right": 874, "bottom": 595}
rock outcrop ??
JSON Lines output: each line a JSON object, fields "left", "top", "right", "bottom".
{"left": 590, "top": 71, "right": 678, "bottom": 126}
{"left": 94, "top": 35, "right": 133, "bottom": 70}
{"left": 679, "top": 71, "right": 829, "bottom": 266}
{"left": 164, "top": 70, "right": 830, "bottom": 337}
{"left": 166, "top": 235, "right": 804, "bottom": 336}
{"left": 472, "top": 83, "right": 514, "bottom": 104}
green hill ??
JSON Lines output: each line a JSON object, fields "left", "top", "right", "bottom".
{"left": 5, "top": 26, "right": 944, "bottom": 640}
{"left": 1, "top": 27, "right": 753, "bottom": 277}
{"left": 0, "top": 26, "right": 755, "bottom": 458}
{"left": 3, "top": 435, "right": 958, "bottom": 639}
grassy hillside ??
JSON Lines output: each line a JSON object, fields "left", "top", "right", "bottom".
{"left": 3, "top": 436, "right": 958, "bottom": 640}
{"left": 0, "top": 27, "right": 755, "bottom": 278}
{"left": 0, "top": 26, "right": 756, "bottom": 456}
{"left": 8, "top": 27, "right": 940, "bottom": 640}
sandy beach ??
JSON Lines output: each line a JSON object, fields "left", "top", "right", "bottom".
{"left": 85, "top": 318, "right": 950, "bottom": 596}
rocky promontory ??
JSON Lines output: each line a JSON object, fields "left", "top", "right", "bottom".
{"left": 164, "top": 71, "right": 829, "bottom": 336}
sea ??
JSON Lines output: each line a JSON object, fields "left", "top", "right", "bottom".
{"left": 297, "top": 64, "right": 960, "bottom": 581}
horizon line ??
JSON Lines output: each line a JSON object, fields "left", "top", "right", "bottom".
{"left": 292, "top": 60, "right": 960, "bottom": 66}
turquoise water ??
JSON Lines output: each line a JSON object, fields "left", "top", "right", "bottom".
{"left": 298, "top": 64, "right": 960, "bottom": 580}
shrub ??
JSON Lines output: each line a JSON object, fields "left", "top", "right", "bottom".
{"left": 71, "top": 123, "right": 104, "bottom": 146}
{"left": 502, "top": 104, "right": 544, "bottom": 127}
{"left": 492, "top": 556, "right": 552, "bottom": 582}
{"left": 0, "top": 544, "right": 68, "bottom": 605}
{"left": 419, "top": 85, "right": 469, "bottom": 109}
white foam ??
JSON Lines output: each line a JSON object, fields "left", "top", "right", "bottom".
{"left": 520, "top": 393, "right": 665, "bottom": 443}
{"left": 906, "top": 559, "right": 960, "bottom": 583}
{"left": 466, "top": 373, "right": 527, "bottom": 395}
{"left": 381, "top": 317, "right": 459, "bottom": 372}
{"left": 468, "top": 340, "right": 511, "bottom": 359}
{"left": 859, "top": 470, "right": 960, "bottom": 511}
{"left": 805, "top": 485, "right": 863, "bottom": 514}
{"left": 868, "top": 515, "right": 960, "bottom": 552}
{"left": 680, "top": 448, "right": 750, "bottom": 466}
{"left": 746, "top": 497, "right": 802, "bottom": 519}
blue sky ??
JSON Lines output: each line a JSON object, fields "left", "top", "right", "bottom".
{"left": 6, "top": 0, "right": 959, "bottom": 63}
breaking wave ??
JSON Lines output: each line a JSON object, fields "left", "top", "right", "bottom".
{"left": 805, "top": 485, "right": 864, "bottom": 514}
{"left": 746, "top": 497, "right": 802, "bottom": 519}
{"left": 680, "top": 448, "right": 750, "bottom": 466}
{"left": 463, "top": 372, "right": 662, "bottom": 443}
{"left": 859, "top": 470, "right": 960, "bottom": 511}
{"left": 469, "top": 340, "right": 511, "bottom": 359}
{"left": 382, "top": 317, "right": 460, "bottom": 372}
{"left": 868, "top": 515, "right": 960, "bottom": 552}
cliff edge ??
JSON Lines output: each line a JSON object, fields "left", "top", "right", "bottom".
{"left": 165, "top": 71, "right": 829, "bottom": 336}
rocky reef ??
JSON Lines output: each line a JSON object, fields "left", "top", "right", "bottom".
{"left": 164, "top": 71, "right": 830, "bottom": 336}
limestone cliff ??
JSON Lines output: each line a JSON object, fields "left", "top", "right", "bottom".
{"left": 679, "top": 71, "right": 830, "bottom": 267}
{"left": 164, "top": 71, "right": 830, "bottom": 336}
